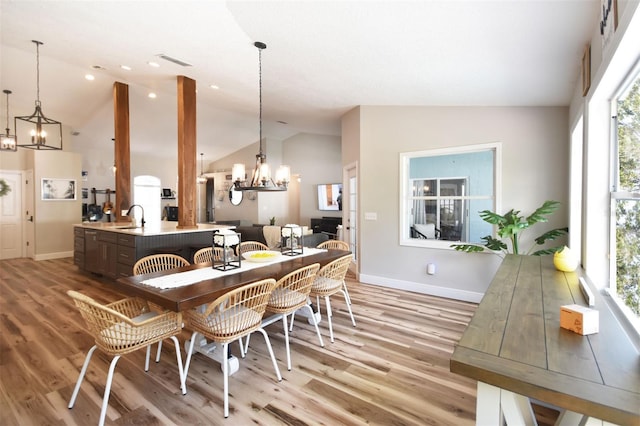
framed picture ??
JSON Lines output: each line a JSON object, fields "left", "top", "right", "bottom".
{"left": 42, "top": 178, "right": 76, "bottom": 200}
{"left": 582, "top": 44, "right": 591, "bottom": 97}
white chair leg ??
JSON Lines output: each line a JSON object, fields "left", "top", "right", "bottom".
{"left": 340, "top": 289, "right": 357, "bottom": 326}
{"left": 342, "top": 280, "right": 352, "bottom": 305}
{"left": 302, "top": 303, "right": 324, "bottom": 347}
{"left": 183, "top": 331, "right": 199, "bottom": 380}
{"left": 155, "top": 341, "right": 163, "bottom": 363}
{"left": 98, "top": 355, "right": 121, "bottom": 426}
{"left": 240, "top": 336, "right": 249, "bottom": 358}
{"left": 222, "top": 342, "right": 230, "bottom": 418}
{"left": 144, "top": 345, "right": 151, "bottom": 371}
{"left": 289, "top": 310, "right": 296, "bottom": 332}
{"left": 281, "top": 314, "right": 292, "bottom": 371}
{"left": 325, "top": 296, "right": 335, "bottom": 343}
{"left": 68, "top": 345, "right": 98, "bottom": 408}
{"left": 169, "top": 336, "right": 187, "bottom": 395}
{"left": 256, "top": 328, "right": 282, "bottom": 382}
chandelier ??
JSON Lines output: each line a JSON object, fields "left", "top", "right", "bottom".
{"left": 0, "top": 90, "right": 17, "bottom": 152}
{"left": 15, "top": 40, "right": 63, "bottom": 150}
{"left": 232, "top": 41, "right": 290, "bottom": 191}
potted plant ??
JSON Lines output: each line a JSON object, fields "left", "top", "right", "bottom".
{"left": 269, "top": 216, "right": 276, "bottom": 225}
{"left": 451, "top": 200, "right": 568, "bottom": 256}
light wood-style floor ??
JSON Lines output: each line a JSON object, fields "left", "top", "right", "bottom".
{"left": 0, "top": 257, "right": 558, "bottom": 425}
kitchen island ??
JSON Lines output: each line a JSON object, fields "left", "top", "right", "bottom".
{"left": 73, "top": 222, "right": 230, "bottom": 278}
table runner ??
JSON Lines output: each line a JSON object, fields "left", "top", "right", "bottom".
{"left": 140, "top": 248, "right": 327, "bottom": 289}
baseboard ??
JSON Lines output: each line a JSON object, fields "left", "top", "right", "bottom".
{"left": 358, "top": 273, "right": 484, "bottom": 303}
{"left": 34, "top": 251, "right": 73, "bottom": 261}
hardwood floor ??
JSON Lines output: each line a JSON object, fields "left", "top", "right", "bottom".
{"left": 0, "top": 257, "right": 528, "bottom": 425}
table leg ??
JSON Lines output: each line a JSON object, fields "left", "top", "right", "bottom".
{"left": 476, "top": 382, "right": 538, "bottom": 426}
{"left": 184, "top": 336, "right": 240, "bottom": 376}
{"left": 476, "top": 382, "right": 503, "bottom": 425}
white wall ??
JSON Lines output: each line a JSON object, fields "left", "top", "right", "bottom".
{"left": 34, "top": 150, "right": 82, "bottom": 259}
{"left": 347, "top": 106, "right": 569, "bottom": 302}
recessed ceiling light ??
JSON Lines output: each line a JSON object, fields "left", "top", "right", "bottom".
{"left": 85, "top": 74, "right": 95, "bottom": 81}
{"left": 209, "top": 84, "right": 219, "bottom": 90}
{"left": 148, "top": 92, "right": 157, "bottom": 99}
{"left": 120, "top": 65, "right": 132, "bottom": 71}
{"left": 147, "top": 61, "right": 160, "bottom": 68}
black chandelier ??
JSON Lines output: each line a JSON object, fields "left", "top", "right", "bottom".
{"left": 0, "top": 90, "right": 17, "bottom": 152}
{"left": 232, "top": 41, "right": 289, "bottom": 191}
{"left": 15, "top": 40, "right": 63, "bottom": 150}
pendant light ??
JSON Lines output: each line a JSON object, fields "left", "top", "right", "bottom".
{"left": 232, "top": 41, "right": 290, "bottom": 191}
{"left": 0, "top": 90, "right": 17, "bottom": 152}
{"left": 15, "top": 40, "right": 63, "bottom": 150}
{"left": 197, "top": 153, "right": 207, "bottom": 184}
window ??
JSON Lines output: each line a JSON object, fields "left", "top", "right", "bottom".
{"left": 611, "top": 67, "right": 640, "bottom": 319}
{"left": 400, "top": 143, "right": 500, "bottom": 248}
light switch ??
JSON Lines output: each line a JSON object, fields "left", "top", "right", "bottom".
{"left": 364, "top": 212, "right": 377, "bottom": 220}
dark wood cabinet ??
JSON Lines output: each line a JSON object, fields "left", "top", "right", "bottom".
{"left": 75, "top": 225, "right": 216, "bottom": 279}
{"left": 83, "top": 229, "right": 117, "bottom": 278}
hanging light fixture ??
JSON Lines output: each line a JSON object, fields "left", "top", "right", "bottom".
{"left": 15, "top": 40, "right": 63, "bottom": 150}
{"left": 0, "top": 90, "right": 17, "bottom": 152}
{"left": 197, "top": 152, "right": 207, "bottom": 184}
{"left": 232, "top": 41, "right": 290, "bottom": 191}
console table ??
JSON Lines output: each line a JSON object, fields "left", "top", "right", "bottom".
{"left": 450, "top": 255, "right": 639, "bottom": 425}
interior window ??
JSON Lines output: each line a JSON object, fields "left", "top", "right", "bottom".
{"left": 400, "top": 143, "right": 500, "bottom": 248}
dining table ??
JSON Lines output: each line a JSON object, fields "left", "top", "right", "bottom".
{"left": 114, "top": 247, "right": 351, "bottom": 375}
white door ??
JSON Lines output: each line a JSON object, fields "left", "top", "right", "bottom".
{"left": 344, "top": 163, "right": 358, "bottom": 276}
{"left": 0, "top": 170, "right": 24, "bottom": 259}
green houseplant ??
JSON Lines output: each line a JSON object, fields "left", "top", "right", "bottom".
{"left": 451, "top": 200, "right": 568, "bottom": 256}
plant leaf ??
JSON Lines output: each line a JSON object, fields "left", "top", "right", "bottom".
{"left": 531, "top": 246, "right": 565, "bottom": 256}
{"left": 479, "top": 210, "right": 508, "bottom": 225}
{"left": 451, "top": 244, "right": 487, "bottom": 253}
{"left": 482, "top": 236, "right": 508, "bottom": 251}
{"left": 534, "top": 227, "right": 569, "bottom": 245}
{"left": 527, "top": 200, "right": 561, "bottom": 225}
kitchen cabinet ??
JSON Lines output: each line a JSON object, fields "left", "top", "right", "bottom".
{"left": 83, "top": 230, "right": 118, "bottom": 278}
{"left": 73, "top": 227, "right": 85, "bottom": 267}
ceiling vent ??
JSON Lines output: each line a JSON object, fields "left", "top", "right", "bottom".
{"left": 157, "top": 54, "right": 192, "bottom": 67}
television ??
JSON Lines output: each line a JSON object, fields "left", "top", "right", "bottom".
{"left": 317, "top": 183, "right": 342, "bottom": 211}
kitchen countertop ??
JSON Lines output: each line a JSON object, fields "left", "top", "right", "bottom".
{"left": 74, "top": 221, "right": 232, "bottom": 236}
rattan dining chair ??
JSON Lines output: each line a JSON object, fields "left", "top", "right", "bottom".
{"left": 132, "top": 253, "right": 190, "bottom": 366}
{"left": 235, "top": 241, "right": 269, "bottom": 256}
{"left": 182, "top": 278, "right": 282, "bottom": 418}
{"left": 133, "top": 253, "right": 190, "bottom": 275}
{"left": 317, "top": 240, "right": 353, "bottom": 306}
{"left": 291, "top": 254, "right": 356, "bottom": 343}
{"left": 193, "top": 246, "right": 224, "bottom": 264}
{"left": 244, "top": 263, "right": 322, "bottom": 371}
{"left": 67, "top": 290, "right": 186, "bottom": 426}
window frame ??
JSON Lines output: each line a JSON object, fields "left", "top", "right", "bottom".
{"left": 399, "top": 142, "right": 502, "bottom": 249}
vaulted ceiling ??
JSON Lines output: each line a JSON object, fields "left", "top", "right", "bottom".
{"left": 0, "top": 1, "right": 599, "bottom": 161}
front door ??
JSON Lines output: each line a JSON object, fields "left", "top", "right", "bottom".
{"left": 0, "top": 170, "right": 24, "bottom": 259}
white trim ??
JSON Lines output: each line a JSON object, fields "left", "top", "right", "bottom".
{"left": 359, "top": 273, "right": 484, "bottom": 303}
{"left": 34, "top": 251, "right": 73, "bottom": 261}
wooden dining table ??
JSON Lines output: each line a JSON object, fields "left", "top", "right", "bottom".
{"left": 114, "top": 248, "right": 350, "bottom": 312}
{"left": 114, "top": 248, "right": 351, "bottom": 375}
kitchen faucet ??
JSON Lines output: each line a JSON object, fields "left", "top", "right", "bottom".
{"left": 126, "top": 204, "right": 145, "bottom": 227}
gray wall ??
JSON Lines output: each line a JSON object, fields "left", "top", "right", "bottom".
{"left": 347, "top": 106, "right": 569, "bottom": 302}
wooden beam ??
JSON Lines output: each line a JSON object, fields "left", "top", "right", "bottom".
{"left": 177, "top": 75, "right": 197, "bottom": 229}
{"left": 113, "top": 82, "right": 131, "bottom": 222}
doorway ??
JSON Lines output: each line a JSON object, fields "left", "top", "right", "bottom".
{"left": 344, "top": 163, "right": 358, "bottom": 277}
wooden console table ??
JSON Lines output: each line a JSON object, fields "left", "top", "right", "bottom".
{"left": 450, "top": 255, "right": 639, "bottom": 425}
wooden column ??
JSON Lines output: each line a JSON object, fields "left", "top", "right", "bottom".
{"left": 177, "top": 76, "right": 197, "bottom": 229}
{"left": 113, "top": 82, "right": 131, "bottom": 222}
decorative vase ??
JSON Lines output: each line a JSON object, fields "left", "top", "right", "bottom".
{"left": 553, "top": 246, "right": 578, "bottom": 272}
